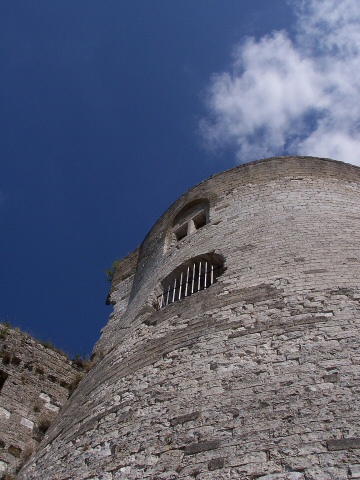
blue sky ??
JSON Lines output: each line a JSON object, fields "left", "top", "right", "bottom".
{"left": 1, "top": 1, "right": 359, "bottom": 357}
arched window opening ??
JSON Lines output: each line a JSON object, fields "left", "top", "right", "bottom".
{"left": 158, "top": 253, "right": 224, "bottom": 308}
{"left": 170, "top": 200, "right": 209, "bottom": 246}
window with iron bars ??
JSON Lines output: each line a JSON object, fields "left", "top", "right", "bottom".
{"left": 158, "top": 254, "right": 224, "bottom": 308}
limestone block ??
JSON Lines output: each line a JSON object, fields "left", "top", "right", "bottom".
{"left": 349, "top": 464, "right": 360, "bottom": 478}
{"left": 20, "top": 417, "right": 34, "bottom": 430}
{"left": 0, "top": 407, "right": 10, "bottom": 419}
{"left": 0, "top": 460, "right": 8, "bottom": 474}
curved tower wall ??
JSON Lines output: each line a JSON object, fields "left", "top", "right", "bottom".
{"left": 20, "top": 157, "right": 360, "bottom": 479}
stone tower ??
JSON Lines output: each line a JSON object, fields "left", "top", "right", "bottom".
{"left": 19, "top": 157, "right": 360, "bottom": 479}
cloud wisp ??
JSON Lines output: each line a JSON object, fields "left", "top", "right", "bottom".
{"left": 200, "top": 0, "right": 360, "bottom": 164}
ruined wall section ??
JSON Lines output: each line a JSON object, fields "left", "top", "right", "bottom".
{"left": 19, "top": 157, "right": 360, "bottom": 479}
{"left": 0, "top": 326, "right": 78, "bottom": 476}
{"left": 93, "top": 248, "right": 140, "bottom": 360}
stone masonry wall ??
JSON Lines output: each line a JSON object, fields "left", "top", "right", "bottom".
{"left": 93, "top": 248, "right": 140, "bottom": 361}
{"left": 18, "top": 157, "right": 360, "bottom": 479}
{"left": 0, "top": 325, "right": 79, "bottom": 477}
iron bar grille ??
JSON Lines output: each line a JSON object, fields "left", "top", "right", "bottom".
{"left": 158, "top": 262, "right": 223, "bottom": 309}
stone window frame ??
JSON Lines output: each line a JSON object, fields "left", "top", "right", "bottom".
{"left": 158, "top": 252, "right": 225, "bottom": 308}
{"left": 170, "top": 200, "right": 209, "bottom": 247}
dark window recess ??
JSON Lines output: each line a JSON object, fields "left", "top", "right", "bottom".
{"left": 193, "top": 211, "right": 207, "bottom": 230}
{"left": 170, "top": 200, "right": 209, "bottom": 246}
{"left": 172, "top": 210, "right": 207, "bottom": 243}
{"left": 8, "top": 445, "right": 22, "bottom": 458}
{"left": 24, "top": 363, "right": 33, "bottom": 372}
{"left": 0, "top": 371, "right": 8, "bottom": 392}
{"left": 11, "top": 356, "right": 21, "bottom": 366}
{"left": 174, "top": 224, "right": 188, "bottom": 242}
{"left": 158, "top": 253, "right": 224, "bottom": 308}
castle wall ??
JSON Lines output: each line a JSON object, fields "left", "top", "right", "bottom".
{"left": 93, "top": 248, "right": 140, "bottom": 359}
{"left": 0, "top": 326, "right": 78, "bottom": 476}
{"left": 19, "top": 157, "right": 360, "bottom": 479}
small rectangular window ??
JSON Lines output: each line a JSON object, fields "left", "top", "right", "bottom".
{"left": 193, "top": 212, "right": 207, "bottom": 230}
{"left": 174, "top": 224, "right": 188, "bottom": 242}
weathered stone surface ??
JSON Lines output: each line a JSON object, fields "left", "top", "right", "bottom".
{"left": 349, "top": 464, "right": 360, "bottom": 478}
{"left": 170, "top": 411, "right": 200, "bottom": 426}
{"left": 17, "top": 157, "right": 360, "bottom": 479}
{"left": 327, "top": 437, "right": 360, "bottom": 451}
{"left": 208, "top": 456, "right": 225, "bottom": 471}
{"left": 184, "top": 440, "right": 221, "bottom": 455}
{"left": 257, "top": 474, "right": 304, "bottom": 480}
{"left": 0, "top": 326, "right": 78, "bottom": 476}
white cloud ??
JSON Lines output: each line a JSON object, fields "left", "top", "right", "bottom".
{"left": 200, "top": 0, "right": 360, "bottom": 165}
